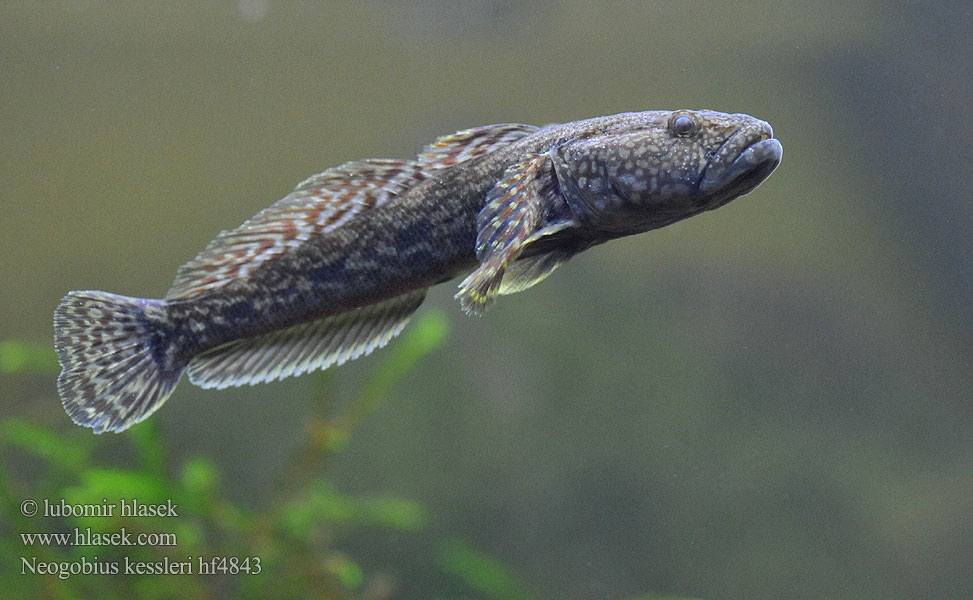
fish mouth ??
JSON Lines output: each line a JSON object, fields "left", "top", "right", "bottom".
{"left": 698, "top": 125, "right": 783, "bottom": 206}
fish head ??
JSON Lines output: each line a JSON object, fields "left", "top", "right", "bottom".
{"left": 552, "top": 109, "right": 782, "bottom": 235}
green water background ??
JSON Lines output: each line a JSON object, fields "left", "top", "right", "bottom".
{"left": 1, "top": 2, "right": 970, "bottom": 599}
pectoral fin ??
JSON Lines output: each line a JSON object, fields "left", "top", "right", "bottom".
{"left": 455, "top": 154, "right": 560, "bottom": 315}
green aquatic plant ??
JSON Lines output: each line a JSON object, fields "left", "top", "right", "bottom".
{"left": 3, "top": 312, "right": 517, "bottom": 599}
{"left": 2, "top": 311, "right": 702, "bottom": 600}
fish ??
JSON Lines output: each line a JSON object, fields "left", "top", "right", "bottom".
{"left": 54, "top": 109, "right": 782, "bottom": 433}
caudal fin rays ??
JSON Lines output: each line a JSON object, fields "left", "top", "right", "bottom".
{"left": 54, "top": 291, "right": 181, "bottom": 434}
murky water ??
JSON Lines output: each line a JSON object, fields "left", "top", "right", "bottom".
{"left": 2, "top": 2, "right": 969, "bottom": 599}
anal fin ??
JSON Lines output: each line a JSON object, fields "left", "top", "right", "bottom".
{"left": 187, "top": 289, "right": 426, "bottom": 389}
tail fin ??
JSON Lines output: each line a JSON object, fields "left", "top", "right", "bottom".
{"left": 53, "top": 291, "right": 182, "bottom": 434}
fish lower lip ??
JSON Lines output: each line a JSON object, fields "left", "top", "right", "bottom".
{"left": 699, "top": 136, "right": 783, "bottom": 199}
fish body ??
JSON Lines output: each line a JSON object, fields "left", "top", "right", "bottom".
{"left": 54, "top": 110, "right": 782, "bottom": 433}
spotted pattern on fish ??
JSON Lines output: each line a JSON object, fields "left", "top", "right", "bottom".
{"left": 167, "top": 159, "right": 430, "bottom": 300}
{"left": 53, "top": 110, "right": 782, "bottom": 433}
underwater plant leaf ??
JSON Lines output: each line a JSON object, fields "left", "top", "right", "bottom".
{"left": 0, "top": 461, "right": 12, "bottom": 515}
{"left": 347, "top": 309, "right": 449, "bottom": 428}
{"left": 0, "top": 560, "right": 36, "bottom": 600}
{"left": 125, "top": 418, "right": 165, "bottom": 477}
{"left": 181, "top": 456, "right": 219, "bottom": 495}
{"left": 1, "top": 418, "right": 93, "bottom": 471}
{"left": 280, "top": 483, "right": 427, "bottom": 540}
{"left": 177, "top": 456, "right": 221, "bottom": 517}
{"left": 62, "top": 467, "right": 168, "bottom": 513}
{"left": 0, "top": 340, "right": 59, "bottom": 374}
{"left": 361, "top": 495, "right": 427, "bottom": 531}
{"left": 436, "top": 538, "right": 534, "bottom": 600}
{"left": 324, "top": 553, "right": 364, "bottom": 589}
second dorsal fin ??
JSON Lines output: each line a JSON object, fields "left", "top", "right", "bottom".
{"left": 166, "top": 159, "right": 428, "bottom": 300}
{"left": 418, "top": 123, "right": 538, "bottom": 169}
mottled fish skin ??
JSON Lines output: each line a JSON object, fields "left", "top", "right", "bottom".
{"left": 53, "top": 110, "right": 782, "bottom": 433}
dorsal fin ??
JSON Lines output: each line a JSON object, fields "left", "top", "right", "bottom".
{"left": 166, "top": 159, "right": 427, "bottom": 300}
{"left": 186, "top": 289, "right": 426, "bottom": 389}
{"left": 418, "top": 123, "right": 538, "bottom": 169}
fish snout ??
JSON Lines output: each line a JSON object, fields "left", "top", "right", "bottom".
{"left": 698, "top": 120, "right": 781, "bottom": 202}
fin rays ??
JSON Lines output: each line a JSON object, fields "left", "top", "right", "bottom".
{"left": 498, "top": 248, "right": 577, "bottom": 296}
{"left": 166, "top": 160, "right": 428, "bottom": 300}
{"left": 54, "top": 291, "right": 181, "bottom": 434}
{"left": 419, "top": 124, "right": 538, "bottom": 168}
{"left": 455, "top": 154, "right": 551, "bottom": 315}
{"left": 56, "top": 121, "right": 561, "bottom": 433}
{"left": 187, "top": 290, "right": 427, "bottom": 389}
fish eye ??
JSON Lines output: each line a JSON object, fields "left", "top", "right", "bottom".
{"left": 669, "top": 113, "right": 698, "bottom": 137}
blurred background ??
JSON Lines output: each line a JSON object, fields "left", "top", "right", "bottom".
{"left": 1, "top": 1, "right": 970, "bottom": 599}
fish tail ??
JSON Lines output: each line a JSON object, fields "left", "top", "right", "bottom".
{"left": 53, "top": 291, "right": 182, "bottom": 434}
